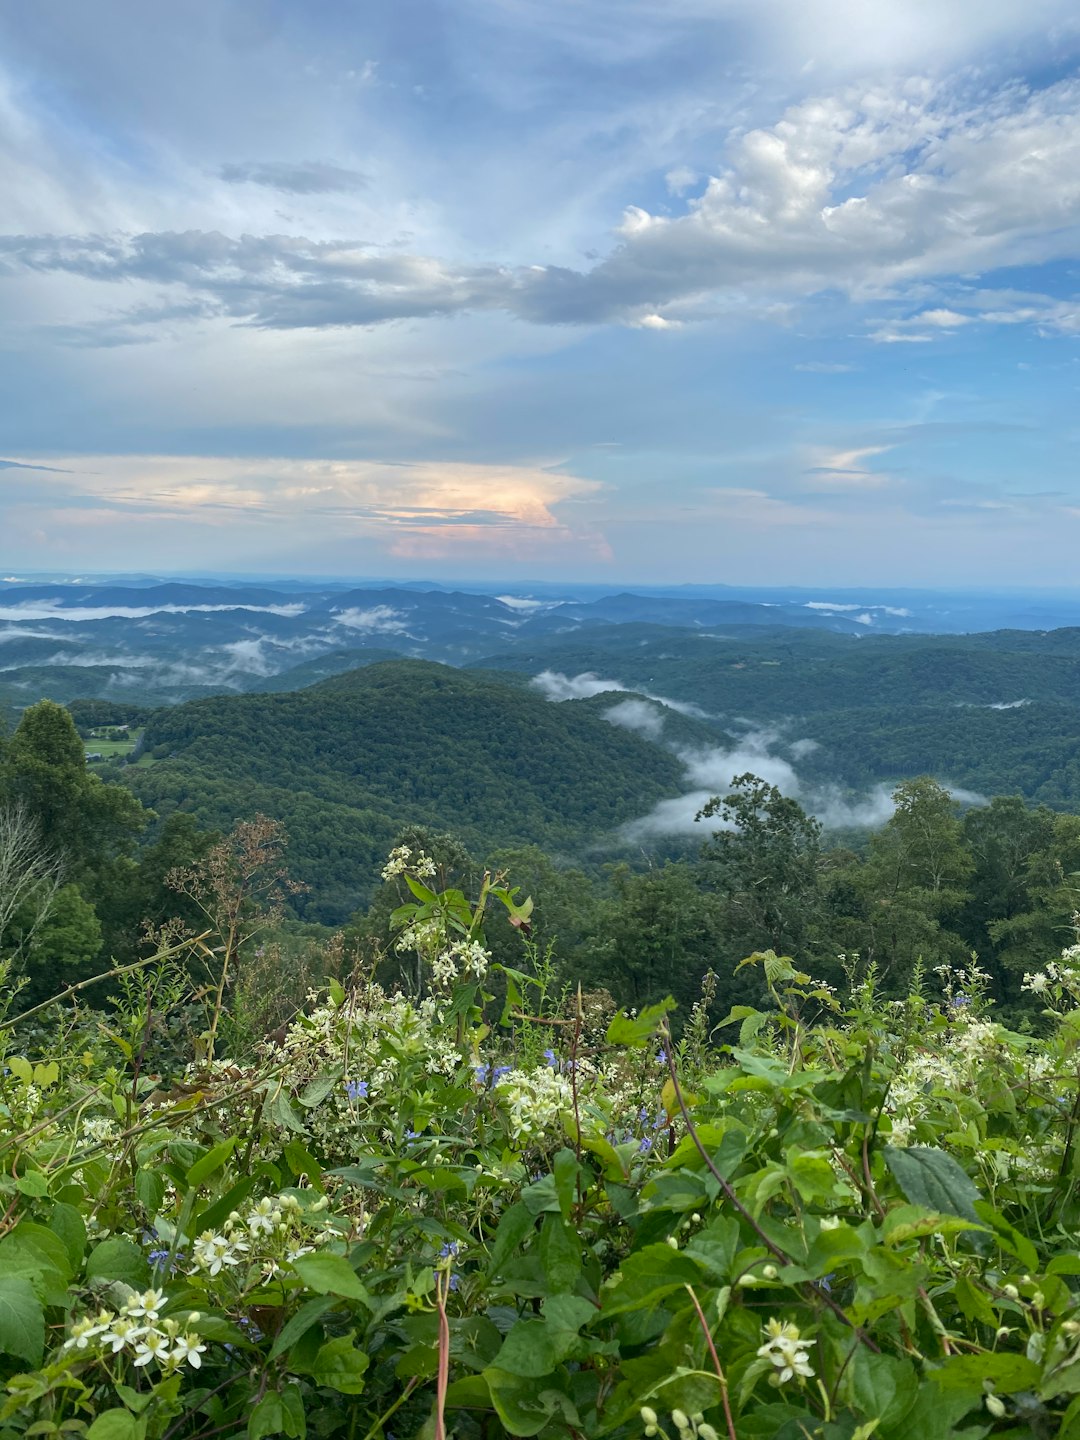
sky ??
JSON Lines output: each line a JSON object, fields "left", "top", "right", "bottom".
{"left": 2, "top": 0, "right": 1080, "bottom": 586}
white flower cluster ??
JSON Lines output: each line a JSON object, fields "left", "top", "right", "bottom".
{"left": 266, "top": 988, "right": 464, "bottom": 1162}
{"left": 188, "top": 1192, "right": 321, "bottom": 1281}
{"left": 757, "top": 1318, "right": 815, "bottom": 1383}
{"left": 494, "top": 1065, "right": 574, "bottom": 1142}
{"left": 65, "top": 1289, "right": 206, "bottom": 1371}
{"left": 381, "top": 845, "right": 437, "bottom": 882}
{"left": 431, "top": 939, "right": 491, "bottom": 990}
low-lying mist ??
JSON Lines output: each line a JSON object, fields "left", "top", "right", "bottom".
{"left": 532, "top": 669, "right": 985, "bottom": 840}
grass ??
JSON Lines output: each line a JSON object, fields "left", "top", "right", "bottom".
{"left": 84, "top": 728, "right": 143, "bottom": 762}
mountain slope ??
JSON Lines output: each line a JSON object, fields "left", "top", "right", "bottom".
{"left": 127, "top": 660, "right": 687, "bottom": 922}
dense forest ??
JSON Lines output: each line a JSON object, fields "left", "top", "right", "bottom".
{"left": 3, "top": 684, "right": 1080, "bottom": 1028}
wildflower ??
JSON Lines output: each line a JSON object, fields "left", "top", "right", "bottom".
{"left": 544, "top": 1049, "right": 558, "bottom": 1068}
{"left": 102, "top": 1316, "right": 144, "bottom": 1353}
{"left": 638, "top": 1136, "right": 653, "bottom": 1155}
{"left": 439, "top": 1241, "right": 460, "bottom": 1259}
{"left": 247, "top": 1197, "right": 278, "bottom": 1236}
{"left": 167, "top": 1328, "right": 206, "bottom": 1368}
{"left": 133, "top": 1330, "right": 171, "bottom": 1366}
{"left": 345, "top": 1078, "right": 369, "bottom": 1101}
{"left": 1023, "top": 972, "right": 1050, "bottom": 994}
{"left": 125, "top": 1289, "right": 165, "bottom": 1322}
{"left": 757, "top": 1318, "right": 815, "bottom": 1383}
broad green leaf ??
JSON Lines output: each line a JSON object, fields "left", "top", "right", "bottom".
{"left": 49, "top": 1203, "right": 87, "bottom": 1272}
{"left": 311, "top": 1334, "right": 370, "bottom": 1394}
{"left": 85, "top": 1236, "right": 151, "bottom": 1288}
{"left": 538, "top": 1215, "right": 581, "bottom": 1293}
{"left": 0, "top": 1275, "right": 44, "bottom": 1367}
{"left": 86, "top": 1410, "right": 140, "bottom": 1440}
{"left": 844, "top": 1350, "right": 919, "bottom": 1429}
{"left": 14, "top": 1170, "right": 48, "bottom": 1198}
{"left": 297, "top": 1072, "right": 339, "bottom": 1108}
{"left": 601, "top": 1243, "right": 704, "bottom": 1317}
{"left": 932, "top": 1352, "right": 1040, "bottom": 1394}
{"left": 186, "top": 1137, "right": 236, "bottom": 1187}
{"left": 972, "top": 1200, "right": 1039, "bottom": 1272}
{"left": 489, "top": 1201, "right": 535, "bottom": 1271}
{"left": 483, "top": 1367, "right": 580, "bottom": 1437}
{"left": 291, "top": 1252, "right": 371, "bottom": 1304}
{"left": 283, "top": 1141, "right": 324, "bottom": 1190}
{"left": 268, "top": 1295, "right": 337, "bottom": 1360}
{"left": 882, "top": 1145, "right": 982, "bottom": 1223}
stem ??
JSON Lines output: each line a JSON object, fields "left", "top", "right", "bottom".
{"left": 685, "top": 1285, "right": 738, "bottom": 1440}
{"left": 435, "top": 1271, "right": 451, "bottom": 1440}
{"left": 358, "top": 1377, "right": 420, "bottom": 1440}
{"left": 0, "top": 935, "right": 210, "bottom": 1031}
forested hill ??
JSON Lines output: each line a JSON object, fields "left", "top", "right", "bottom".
{"left": 126, "top": 659, "right": 687, "bottom": 922}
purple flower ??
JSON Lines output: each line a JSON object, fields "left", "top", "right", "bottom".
{"left": 345, "top": 1078, "right": 369, "bottom": 1101}
{"left": 638, "top": 1136, "right": 653, "bottom": 1155}
{"left": 474, "top": 1063, "right": 490, "bottom": 1085}
{"left": 492, "top": 1065, "right": 512, "bottom": 1084}
{"left": 439, "top": 1241, "right": 460, "bottom": 1259}
{"left": 544, "top": 1049, "right": 557, "bottom": 1067}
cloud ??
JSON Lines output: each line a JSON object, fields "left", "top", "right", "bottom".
{"left": 331, "top": 605, "right": 410, "bottom": 634}
{"left": 218, "top": 161, "right": 368, "bottom": 194}
{"left": 7, "top": 74, "right": 1080, "bottom": 335}
{"left": 531, "top": 669, "right": 706, "bottom": 715}
{"left": 605, "top": 697, "right": 667, "bottom": 739}
{"left": 0, "top": 599, "right": 306, "bottom": 622}
{"left": 1, "top": 454, "right": 608, "bottom": 567}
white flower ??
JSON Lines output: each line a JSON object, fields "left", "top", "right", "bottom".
{"left": 757, "top": 1319, "right": 815, "bottom": 1383}
{"left": 102, "top": 1316, "right": 145, "bottom": 1353}
{"left": 1022, "top": 972, "right": 1050, "bottom": 994}
{"left": 171, "top": 1333, "right": 207, "bottom": 1369}
{"left": 247, "top": 1197, "right": 277, "bottom": 1236}
{"left": 124, "top": 1289, "right": 165, "bottom": 1322}
{"left": 133, "top": 1330, "right": 171, "bottom": 1366}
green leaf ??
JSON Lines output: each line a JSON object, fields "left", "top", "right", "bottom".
{"left": 85, "top": 1236, "right": 151, "bottom": 1288}
{"left": 49, "top": 1203, "right": 86, "bottom": 1273}
{"left": 283, "top": 1141, "right": 324, "bottom": 1191}
{"left": 606, "top": 998, "right": 676, "bottom": 1048}
{"left": 311, "top": 1334, "right": 370, "bottom": 1394}
{"left": 601, "top": 1243, "right": 704, "bottom": 1317}
{"left": 0, "top": 1275, "right": 44, "bottom": 1367}
{"left": 0, "top": 1222, "right": 72, "bottom": 1283}
{"left": 297, "top": 1073, "right": 339, "bottom": 1109}
{"left": 538, "top": 1215, "right": 581, "bottom": 1293}
{"left": 14, "top": 1170, "right": 48, "bottom": 1198}
{"left": 972, "top": 1200, "right": 1039, "bottom": 1272}
{"left": 954, "top": 1275, "right": 998, "bottom": 1327}
{"left": 86, "top": 1411, "right": 139, "bottom": 1440}
{"left": 135, "top": 1169, "right": 164, "bottom": 1215}
{"left": 932, "top": 1352, "right": 1041, "bottom": 1395}
{"left": 844, "top": 1351, "right": 918, "bottom": 1430}
{"left": 489, "top": 1201, "right": 535, "bottom": 1272}
{"left": 268, "top": 1296, "right": 337, "bottom": 1361}
{"left": 186, "top": 1138, "right": 236, "bottom": 1187}
{"left": 882, "top": 1145, "right": 982, "bottom": 1223}
{"left": 290, "top": 1252, "right": 371, "bottom": 1304}
{"left": 483, "top": 1368, "right": 580, "bottom": 1437}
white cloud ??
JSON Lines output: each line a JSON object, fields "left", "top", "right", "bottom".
{"left": 331, "top": 605, "right": 410, "bottom": 634}
{"left": 605, "top": 697, "right": 667, "bottom": 739}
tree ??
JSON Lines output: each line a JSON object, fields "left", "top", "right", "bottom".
{"left": 697, "top": 774, "right": 825, "bottom": 961}
{"left": 857, "top": 777, "right": 974, "bottom": 986}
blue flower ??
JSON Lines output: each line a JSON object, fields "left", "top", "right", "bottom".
{"left": 952, "top": 995, "right": 971, "bottom": 1008}
{"left": 345, "top": 1078, "right": 369, "bottom": 1101}
{"left": 638, "top": 1136, "right": 653, "bottom": 1155}
{"left": 544, "top": 1049, "right": 558, "bottom": 1067}
{"left": 492, "top": 1065, "right": 512, "bottom": 1084}
{"left": 474, "top": 1063, "right": 490, "bottom": 1085}
{"left": 439, "top": 1241, "right": 460, "bottom": 1259}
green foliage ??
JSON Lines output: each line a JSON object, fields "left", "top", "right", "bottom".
{"left": 5, "top": 847, "right": 1080, "bottom": 1440}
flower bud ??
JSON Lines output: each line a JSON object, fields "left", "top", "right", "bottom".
{"left": 666, "top": 1236, "right": 679, "bottom": 1249}
{"left": 985, "top": 1395, "right": 1006, "bottom": 1419}
{"left": 671, "top": 1411, "right": 689, "bottom": 1432}
{"left": 639, "top": 1408, "right": 658, "bottom": 1428}
{"left": 762, "top": 1265, "right": 778, "bottom": 1280}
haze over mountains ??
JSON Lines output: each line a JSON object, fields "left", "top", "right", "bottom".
{"left": 9, "top": 575, "right": 1080, "bottom": 711}
{"left": 5, "top": 574, "right": 1080, "bottom": 925}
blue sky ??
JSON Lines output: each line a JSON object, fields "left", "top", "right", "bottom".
{"left": 2, "top": 0, "right": 1080, "bottom": 584}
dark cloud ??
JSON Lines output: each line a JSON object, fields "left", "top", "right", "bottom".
{"left": 218, "top": 160, "right": 369, "bottom": 194}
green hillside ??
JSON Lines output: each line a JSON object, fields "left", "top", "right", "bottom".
{"left": 126, "top": 659, "right": 687, "bottom": 922}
